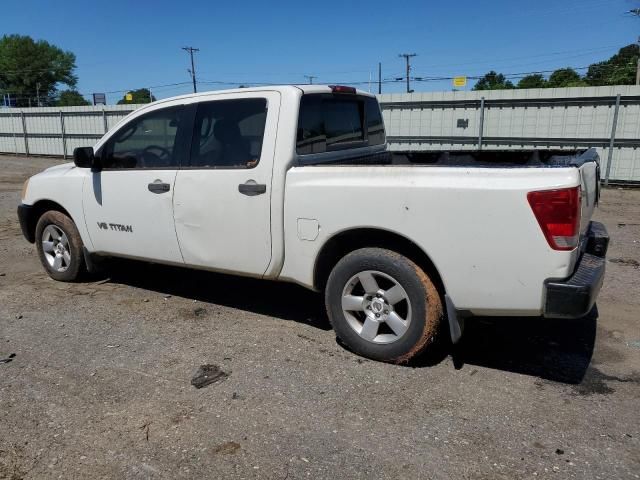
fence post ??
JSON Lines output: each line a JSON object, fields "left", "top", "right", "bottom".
{"left": 20, "top": 111, "right": 29, "bottom": 156}
{"left": 102, "top": 109, "right": 108, "bottom": 134}
{"left": 478, "top": 97, "right": 485, "bottom": 151}
{"left": 604, "top": 94, "right": 621, "bottom": 187}
{"left": 60, "top": 110, "right": 67, "bottom": 159}
{"left": 11, "top": 111, "right": 18, "bottom": 155}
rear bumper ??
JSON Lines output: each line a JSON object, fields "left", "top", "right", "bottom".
{"left": 543, "top": 221, "right": 608, "bottom": 319}
{"left": 17, "top": 204, "right": 36, "bottom": 243}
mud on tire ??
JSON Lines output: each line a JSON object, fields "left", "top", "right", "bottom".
{"left": 325, "top": 247, "right": 443, "bottom": 364}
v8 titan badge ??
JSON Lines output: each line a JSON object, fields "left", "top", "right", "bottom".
{"left": 97, "top": 222, "right": 133, "bottom": 233}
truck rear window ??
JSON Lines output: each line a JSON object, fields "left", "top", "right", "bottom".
{"left": 296, "top": 94, "right": 385, "bottom": 155}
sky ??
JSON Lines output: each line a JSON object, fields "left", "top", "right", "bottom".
{"left": 2, "top": 0, "right": 639, "bottom": 103}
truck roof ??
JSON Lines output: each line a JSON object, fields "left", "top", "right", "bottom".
{"left": 152, "top": 85, "right": 376, "bottom": 105}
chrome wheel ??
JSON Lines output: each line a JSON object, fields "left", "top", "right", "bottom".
{"left": 41, "top": 225, "right": 71, "bottom": 273}
{"left": 341, "top": 270, "right": 412, "bottom": 344}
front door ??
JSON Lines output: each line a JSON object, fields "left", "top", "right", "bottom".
{"left": 173, "top": 92, "right": 280, "bottom": 276}
{"left": 82, "top": 105, "right": 187, "bottom": 264}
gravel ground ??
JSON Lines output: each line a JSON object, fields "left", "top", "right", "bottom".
{"left": 0, "top": 156, "right": 638, "bottom": 480}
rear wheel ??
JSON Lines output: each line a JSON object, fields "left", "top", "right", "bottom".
{"left": 35, "top": 210, "right": 86, "bottom": 282}
{"left": 325, "top": 248, "right": 443, "bottom": 364}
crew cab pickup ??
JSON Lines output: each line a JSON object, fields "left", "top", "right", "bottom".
{"left": 17, "top": 85, "right": 608, "bottom": 363}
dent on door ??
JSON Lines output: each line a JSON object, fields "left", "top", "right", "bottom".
{"left": 173, "top": 171, "right": 273, "bottom": 274}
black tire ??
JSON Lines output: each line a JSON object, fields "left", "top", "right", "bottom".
{"left": 325, "top": 248, "right": 443, "bottom": 364}
{"left": 35, "top": 210, "right": 86, "bottom": 282}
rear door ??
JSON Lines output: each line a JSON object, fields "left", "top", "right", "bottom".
{"left": 173, "top": 92, "right": 280, "bottom": 276}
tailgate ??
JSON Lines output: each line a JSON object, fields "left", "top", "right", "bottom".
{"left": 576, "top": 150, "right": 601, "bottom": 237}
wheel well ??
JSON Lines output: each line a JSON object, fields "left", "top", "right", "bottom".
{"left": 313, "top": 228, "right": 445, "bottom": 295}
{"left": 26, "top": 200, "right": 72, "bottom": 242}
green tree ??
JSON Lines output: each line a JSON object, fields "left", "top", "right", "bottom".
{"left": 0, "top": 34, "right": 77, "bottom": 107}
{"left": 585, "top": 44, "right": 639, "bottom": 86}
{"left": 117, "top": 88, "right": 156, "bottom": 104}
{"left": 55, "top": 90, "right": 90, "bottom": 106}
{"left": 472, "top": 71, "right": 515, "bottom": 90}
{"left": 547, "top": 68, "right": 588, "bottom": 88}
{"left": 517, "top": 74, "right": 547, "bottom": 89}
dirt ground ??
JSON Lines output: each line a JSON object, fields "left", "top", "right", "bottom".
{"left": 0, "top": 155, "right": 638, "bottom": 480}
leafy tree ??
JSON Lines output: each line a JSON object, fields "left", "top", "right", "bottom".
{"left": 473, "top": 71, "right": 515, "bottom": 90}
{"left": 0, "top": 34, "right": 77, "bottom": 107}
{"left": 517, "top": 74, "right": 547, "bottom": 89}
{"left": 55, "top": 90, "right": 90, "bottom": 106}
{"left": 547, "top": 68, "right": 588, "bottom": 88}
{"left": 117, "top": 88, "right": 156, "bottom": 104}
{"left": 585, "top": 44, "right": 639, "bottom": 86}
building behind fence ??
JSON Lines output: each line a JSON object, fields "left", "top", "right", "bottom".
{"left": 1, "top": 85, "right": 639, "bottom": 182}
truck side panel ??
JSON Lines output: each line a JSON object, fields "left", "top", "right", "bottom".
{"left": 280, "top": 165, "right": 582, "bottom": 316}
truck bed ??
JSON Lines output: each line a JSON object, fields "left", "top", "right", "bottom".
{"left": 391, "top": 148, "right": 599, "bottom": 168}
{"left": 299, "top": 148, "right": 599, "bottom": 169}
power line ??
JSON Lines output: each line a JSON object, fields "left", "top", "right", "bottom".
{"left": 182, "top": 46, "right": 200, "bottom": 93}
{"left": 2, "top": 61, "right": 637, "bottom": 101}
{"left": 415, "top": 45, "right": 624, "bottom": 71}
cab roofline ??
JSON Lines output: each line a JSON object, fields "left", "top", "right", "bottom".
{"left": 142, "top": 84, "right": 375, "bottom": 108}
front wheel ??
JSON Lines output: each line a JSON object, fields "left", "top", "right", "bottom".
{"left": 325, "top": 248, "right": 443, "bottom": 364}
{"left": 35, "top": 210, "right": 86, "bottom": 282}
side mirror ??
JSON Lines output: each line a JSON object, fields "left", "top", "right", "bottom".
{"left": 73, "top": 147, "right": 95, "bottom": 168}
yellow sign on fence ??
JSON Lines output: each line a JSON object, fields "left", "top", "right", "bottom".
{"left": 125, "top": 93, "right": 133, "bottom": 101}
{"left": 453, "top": 76, "right": 467, "bottom": 88}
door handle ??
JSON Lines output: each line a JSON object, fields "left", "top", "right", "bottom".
{"left": 148, "top": 180, "right": 170, "bottom": 194}
{"left": 238, "top": 181, "right": 267, "bottom": 196}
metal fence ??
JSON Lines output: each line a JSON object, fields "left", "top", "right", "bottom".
{"left": 379, "top": 85, "right": 640, "bottom": 183}
{"left": 1, "top": 85, "right": 639, "bottom": 182}
{"left": 0, "top": 104, "right": 137, "bottom": 159}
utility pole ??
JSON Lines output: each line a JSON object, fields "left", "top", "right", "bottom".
{"left": 304, "top": 75, "right": 316, "bottom": 84}
{"left": 399, "top": 53, "right": 417, "bottom": 93}
{"left": 182, "top": 46, "right": 200, "bottom": 93}
{"left": 36, "top": 82, "right": 41, "bottom": 107}
{"left": 378, "top": 62, "right": 382, "bottom": 94}
{"left": 636, "top": 36, "right": 640, "bottom": 86}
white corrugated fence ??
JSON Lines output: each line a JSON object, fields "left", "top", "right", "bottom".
{"left": 1, "top": 85, "right": 639, "bottom": 182}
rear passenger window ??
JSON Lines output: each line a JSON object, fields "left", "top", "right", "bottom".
{"left": 190, "top": 98, "right": 267, "bottom": 168}
{"left": 365, "top": 96, "right": 385, "bottom": 145}
{"left": 296, "top": 94, "right": 385, "bottom": 155}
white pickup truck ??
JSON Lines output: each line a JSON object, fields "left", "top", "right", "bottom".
{"left": 17, "top": 85, "right": 608, "bottom": 363}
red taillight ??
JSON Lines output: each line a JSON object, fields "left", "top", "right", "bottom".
{"left": 527, "top": 186, "right": 581, "bottom": 251}
{"left": 329, "top": 85, "right": 357, "bottom": 94}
